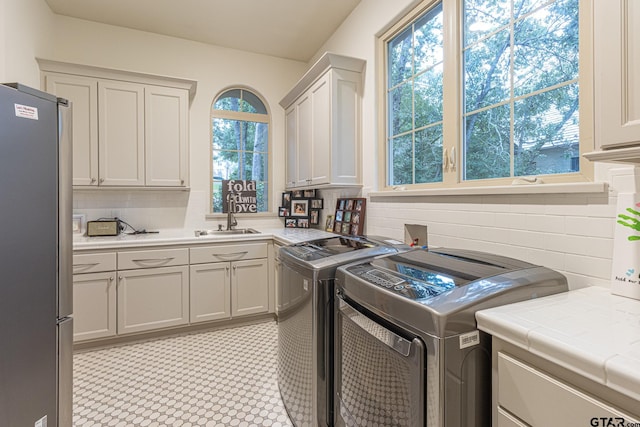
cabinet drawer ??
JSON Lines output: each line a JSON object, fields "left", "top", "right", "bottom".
{"left": 73, "top": 252, "right": 116, "bottom": 274}
{"left": 498, "top": 352, "right": 639, "bottom": 426}
{"left": 190, "top": 243, "right": 268, "bottom": 264}
{"left": 118, "top": 248, "right": 188, "bottom": 270}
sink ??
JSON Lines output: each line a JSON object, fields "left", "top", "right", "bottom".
{"left": 194, "top": 228, "right": 261, "bottom": 236}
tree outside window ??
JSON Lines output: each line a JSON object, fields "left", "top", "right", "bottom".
{"left": 211, "top": 89, "right": 269, "bottom": 213}
{"left": 385, "top": 0, "right": 583, "bottom": 188}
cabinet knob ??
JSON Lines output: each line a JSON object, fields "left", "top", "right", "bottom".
{"left": 233, "top": 265, "right": 237, "bottom": 271}
{"left": 118, "top": 275, "right": 123, "bottom": 280}
{"left": 91, "top": 177, "right": 97, "bottom": 184}
{"left": 110, "top": 276, "right": 114, "bottom": 282}
{"left": 100, "top": 178, "right": 105, "bottom": 183}
{"left": 181, "top": 179, "right": 185, "bottom": 185}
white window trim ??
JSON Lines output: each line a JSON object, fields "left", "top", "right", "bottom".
{"left": 376, "top": 0, "right": 596, "bottom": 196}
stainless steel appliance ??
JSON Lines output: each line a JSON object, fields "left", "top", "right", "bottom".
{"left": 277, "top": 235, "right": 409, "bottom": 427}
{"left": 0, "top": 83, "right": 73, "bottom": 427}
{"left": 334, "top": 248, "right": 568, "bottom": 427}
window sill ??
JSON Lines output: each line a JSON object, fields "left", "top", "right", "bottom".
{"left": 369, "top": 181, "right": 608, "bottom": 199}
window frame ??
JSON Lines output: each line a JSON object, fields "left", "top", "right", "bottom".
{"left": 376, "top": 0, "right": 594, "bottom": 193}
{"left": 207, "top": 86, "right": 273, "bottom": 218}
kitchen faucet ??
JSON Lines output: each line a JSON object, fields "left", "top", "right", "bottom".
{"left": 226, "top": 192, "right": 238, "bottom": 230}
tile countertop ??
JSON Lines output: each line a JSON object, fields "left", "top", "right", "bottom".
{"left": 476, "top": 286, "right": 640, "bottom": 402}
{"left": 73, "top": 227, "right": 338, "bottom": 251}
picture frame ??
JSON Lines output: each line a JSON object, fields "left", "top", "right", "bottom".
{"left": 303, "top": 189, "right": 316, "bottom": 198}
{"left": 325, "top": 214, "right": 334, "bottom": 232}
{"left": 291, "top": 199, "right": 309, "bottom": 217}
{"left": 282, "top": 192, "right": 292, "bottom": 208}
{"left": 310, "top": 199, "right": 323, "bottom": 209}
{"left": 334, "top": 198, "right": 366, "bottom": 236}
{"left": 336, "top": 210, "right": 343, "bottom": 222}
{"left": 285, "top": 218, "right": 297, "bottom": 228}
{"left": 351, "top": 224, "right": 360, "bottom": 235}
{"left": 352, "top": 212, "right": 360, "bottom": 224}
{"left": 343, "top": 211, "right": 352, "bottom": 223}
{"left": 297, "top": 218, "right": 309, "bottom": 228}
{"left": 310, "top": 210, "right": 320, "bottom": 225}
{"left": 292, "top": 190, "right": 303, "bottom": 198}
{"left": 278, "top": 207, "right": 290, "bottom": 217}
{"left": 341, "top": 223, "right": 351, "bottom": 234}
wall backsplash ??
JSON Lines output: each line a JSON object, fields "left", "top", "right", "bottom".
{"left": 365, "top": 167, "right": 640, "bottom": 291}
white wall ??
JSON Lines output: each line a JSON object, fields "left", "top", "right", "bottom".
{"left": 2, "top": 0, "right": 54, "bottom": 85}
{"left": 313, "top": 0, "right": 637, "bottom": 290}
{"left": 44, "top": 13, "right": 308, "bottom": 231}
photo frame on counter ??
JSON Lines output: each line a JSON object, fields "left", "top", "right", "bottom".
{"left": 333, "top": 197, "right": 366, "bottom": 236}
{"left": 325, "top": 214, "right": 334, "bottom": 232}
{"left": 285, "top": 218, "right": 297, "bottom": 228}
{"left": 297, "top": 218, "right": 310, "bottom": 228}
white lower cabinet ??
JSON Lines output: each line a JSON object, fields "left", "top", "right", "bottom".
{"left": 231, "top": 259, "right": 269, "bottom": 317}
{"left": 496, "top": 351, "right": 639, "bottom": 426}
{"left": 190, "top": 262, "right": 231, "bottom": 323}
{"left": 190, "top": 243, "right": 270, "bottom": 323}
{"left": 73, "top": 271, "right": 116, "bottom": 341}
{"left": 117, "top": 265, "right": 189, "bottom": 334}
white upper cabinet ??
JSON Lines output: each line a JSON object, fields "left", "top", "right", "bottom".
{"left": 40, "top": 60, "right": 195, "bottom": 188}
{"left": 145, "top": 85, "right": 189, "bottom": 187}
{"left": 585, "top": 0, "right": 640, "bottom": 163}
{"left": 44, "top": 74, "right": 98, "bottom": 186}
{"left": 280, "top": 52, "right": 365, "bottom": 189}
{"left": 98, "top": 80, "right": 145, "bottom": 186}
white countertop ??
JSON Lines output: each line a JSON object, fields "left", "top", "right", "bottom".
{"left": 73, "top": 227, "right": 337, "bottom": 251}
{"left": 476, "top": 286, "right": 640, "bottom": 402}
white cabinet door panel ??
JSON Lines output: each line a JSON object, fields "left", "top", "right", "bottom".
{"left": 231, "top": 259, "right": 269, "bottom": 317}
{"left": 145, "top": 86, "right": 188, "bottom": 187}
{"left": 98, "top": 81, "right": 145, "bottom": 186}
{"left": 190, "top": 263, "right": 231, "bottom": 323}
{"left": 117, "top": 265, "right": 189, "bottom": 334}
{"left": 44, "top": 73, "right": 99, "bottom": 186}
{"left": 73, "top": 271, "right": 116, "bottom": 342}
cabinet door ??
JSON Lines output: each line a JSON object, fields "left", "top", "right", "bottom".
{"left": 98, "top": 80, "right": 145, "bottom": 186}
{"left": 145, "top": 86, "right": 189, "bottom": 187}
{"left": 310, "top": 74, "right": 331, "bottom": 186}
{"left": 595, "top": 0, "right": 640, "bottom": 149}
{"left": 285, "top": 105, "right": 298, "bottom": 188}
{"left": 331, "top": 69, "right": 360, "bottom": 185}
{"left": 117, "top": 265, "right": 189, "bottom": 334}
{"left": 190, "top": 263, "right": 231, "bottom": 323}
{"left": 231, "top": 259, "right": 269, "bottom": 317}
{"left": 73, "top": 271, "right": 116, "bottom": 342}
{"left": 296, "top": 93, "right": 313, "bottom": 187}
{"left": 44, "top": 73, "right": 99, "bottom": 186}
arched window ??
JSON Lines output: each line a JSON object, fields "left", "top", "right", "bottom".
{"left": 211, "top": 88, "right": 269, "bottom": 213}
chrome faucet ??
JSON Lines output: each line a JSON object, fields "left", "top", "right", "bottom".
{"left": 226, "top": 192, "right": 238, "bottom": 230}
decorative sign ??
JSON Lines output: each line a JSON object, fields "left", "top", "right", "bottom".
{"left": 222, "top": 180, "right": 257, "bottom": 213}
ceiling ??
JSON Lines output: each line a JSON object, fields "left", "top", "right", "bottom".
{"left": 44, "top": 0, "right": 362, "bottom": 62}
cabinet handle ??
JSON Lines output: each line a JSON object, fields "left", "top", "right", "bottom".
{"left": 132, "top": 257, "right": 175, "bottom": 265}
{"left": 99, "top": 178, "right": 105, "bottom": 183}
{"left": 90, "top": 178, "right": 97, "bottom": 184}
{"left": 213, "top": 251, "right": 248, "bottom": 259}
{"left": 72, "top": 262, "right": 99, "bottom": 273}
{"left": 233, "top": 265, "right": 237, "bottom": 271}
{"left": 180, "top": 179, "right": 185, "bottom": 185}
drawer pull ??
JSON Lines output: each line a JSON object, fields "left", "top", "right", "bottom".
{"left": 72, "top": 262, "right": 99, "bottom": 272}
{"left": 132, "top": 257, "right": 175, "bottom": 265}
{"left": 212, "top": 251, "right": 249, "bottom": 259}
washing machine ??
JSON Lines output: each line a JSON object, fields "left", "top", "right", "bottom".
{"left": 277, "top": 235, "right": 410, "bottom": 426}
{"left": 334, "top": 247, "right": 568, "bottom": 426}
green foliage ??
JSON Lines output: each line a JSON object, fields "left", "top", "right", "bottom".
{"left": 387, "top": 0, "right": 580, "bottom": 185}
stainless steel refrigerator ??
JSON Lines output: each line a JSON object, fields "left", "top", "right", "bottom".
{"left": 0, "top": 83, "right": 73, "bottom": 427}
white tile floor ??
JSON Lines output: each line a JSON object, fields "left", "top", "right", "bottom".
{"left": 73, "top": 321, "right": 293, "bottom": 427}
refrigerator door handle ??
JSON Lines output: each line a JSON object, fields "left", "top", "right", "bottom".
{"left": 58, "top": 100, "right": 73, "bottom": 319}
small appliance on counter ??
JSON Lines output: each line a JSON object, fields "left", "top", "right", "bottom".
{"left": 334, "top": 247, "right": 569, "bottom": 427}
{"left": 86, "top": 219, "right": 123, "bottom": 236}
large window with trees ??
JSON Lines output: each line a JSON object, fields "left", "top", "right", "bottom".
{"left": 211, "top": 89, "right": 269, "bottom": 213}
{"left": 382, "top": 0, "right": 590, "bottom": 189}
